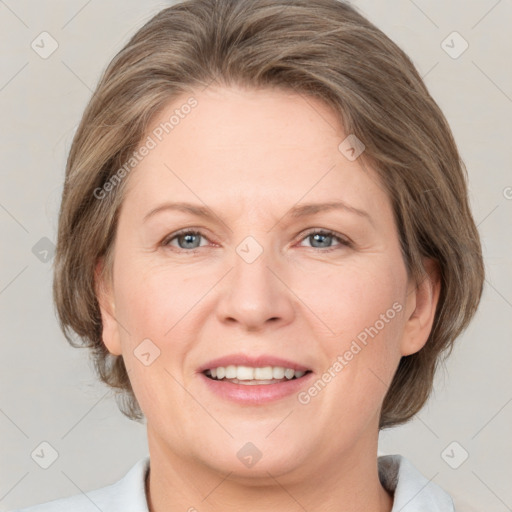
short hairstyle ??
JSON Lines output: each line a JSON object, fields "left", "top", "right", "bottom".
{"left": 53, "top": 0, "right": 484, "bottom": 428}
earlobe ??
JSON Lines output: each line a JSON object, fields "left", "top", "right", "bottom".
{"left": 400, "top": 259, "right": 441, "bottom": 357}
{"left": 94, "top": 258, "right": 123, "bottom": 356}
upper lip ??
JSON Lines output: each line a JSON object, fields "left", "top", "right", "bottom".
{"left": 198, "top": 354, "right": 312, "bottom": 373}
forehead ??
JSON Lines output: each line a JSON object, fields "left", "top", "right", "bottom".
{"left": 122, "top": 85, "right": 390, "bottom": 222}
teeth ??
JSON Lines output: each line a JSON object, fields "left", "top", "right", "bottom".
{"left": 284, "top": 368, "right": 295, "bottom": 379}
{"left": 254, "top": 366, "right": 273, "bottom": 380}
{"left": 205, "top": 365, "right": 308, "bottom": 382}
{"left": 272, "top": 367, "right": 285, "bottom": 379}
{"left": 237, "top": 366, "right": 255, "bottom": 380}
{"left": 225, "top": 365, "right": 237, "bottom": 379}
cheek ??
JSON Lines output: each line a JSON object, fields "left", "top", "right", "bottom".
{"left": 113, "top": 255, "right": 211, "bottom": 344}
{"left": 294, "top": 256, "right": 406, "bottom": 344}
{"left": 110, "top": 258, "right": 206, "bottom": 421}
{"left": 295, "top": 258, "right": 406, "bottom": 413}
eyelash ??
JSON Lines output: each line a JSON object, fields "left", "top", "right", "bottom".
{"left": 161, "top": 228, "right": 352, "bottom": 253}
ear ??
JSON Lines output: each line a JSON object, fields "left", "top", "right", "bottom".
{"left": 94, "top": 258, "right": 122, "bottom": 356}
{"left": 400, "top": 258, "right": 441, "bottom": 356}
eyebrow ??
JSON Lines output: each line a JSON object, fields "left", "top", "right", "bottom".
{"left": 143, "top": 200, "right": 372, "bottom": 224}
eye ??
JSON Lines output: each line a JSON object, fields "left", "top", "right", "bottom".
{"left": 298, "top": 229, "right": 351, "bottom": 251}
{"left": 161, "top": 228, "right": 351, "bottom": 253}
{"left": 161, "top": 229, "right": 210, "bottom": 251}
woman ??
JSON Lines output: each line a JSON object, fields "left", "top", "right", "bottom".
{"left": 15, "top": 0, "right": 484, "bottom": 510}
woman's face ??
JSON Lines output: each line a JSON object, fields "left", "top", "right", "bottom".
{"left": 97, "top": 85, "right": 435, "bottom": 481}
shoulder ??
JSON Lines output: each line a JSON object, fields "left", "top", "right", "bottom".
{"left": 9, "top": 457, "right": 150, "bottom": 512}
{"left": 378, "top": 454, "right": 456, "bottom": 511}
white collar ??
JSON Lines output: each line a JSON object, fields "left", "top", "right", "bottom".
{"left": 17, "top": 454, "right": 455, "bottom": 511}
{"left": 378, "top": 454, "right": 455, "bottom": 511}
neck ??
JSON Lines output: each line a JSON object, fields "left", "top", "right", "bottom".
{"left": 145, "top": 429, "right": 393, "bottom": 512}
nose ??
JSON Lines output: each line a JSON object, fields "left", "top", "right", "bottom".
{"left": 215, "top": 244, "right": 295, "bottom": 332}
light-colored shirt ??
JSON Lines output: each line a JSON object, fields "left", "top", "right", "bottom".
{"left": 12, "top": 454, "right": 455, "bottom": 511}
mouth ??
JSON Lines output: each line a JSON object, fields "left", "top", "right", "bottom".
{"left": 203, "top": 365, "right": 313, "bottom": 385}
{"left": 198, "top": 356, "right": 314, "bottom": 404}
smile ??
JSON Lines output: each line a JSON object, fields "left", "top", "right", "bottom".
{"left": 204, "top": 365, "right": 311, "bottom": 385}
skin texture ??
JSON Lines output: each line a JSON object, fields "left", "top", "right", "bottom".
{"left": 96, "top": 85, "right": 440, "bottom": 512}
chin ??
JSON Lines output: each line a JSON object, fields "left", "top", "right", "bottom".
{"left": 192, "top": 431, "right": 314, "bottom": 481}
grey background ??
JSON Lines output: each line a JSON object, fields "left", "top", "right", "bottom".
{"left": 1, "top": 0, "right": 511, "bottom": 510}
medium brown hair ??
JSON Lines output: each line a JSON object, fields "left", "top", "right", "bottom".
{"left": 53, "top": 0, "right": 484, "bottom": 428}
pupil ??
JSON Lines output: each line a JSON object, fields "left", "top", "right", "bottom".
{"left": 182, "top": 233, "right": 199, "bottom": 248}
{"left": 313, "top": 233, "right": 330, "bottom": 248}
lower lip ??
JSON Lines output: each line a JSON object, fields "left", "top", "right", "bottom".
{"left": 199, "top": 372, "right": 314, "bottom": 404}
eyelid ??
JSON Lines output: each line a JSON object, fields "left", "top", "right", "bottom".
{"left": 296, "top": 228, "right": 353, "bottom": 249}
{"left": 161, "top": 228, "right": 212, "bottom": 248}
{"left": 161, "top": 227, "right": 353, "bottom": 252}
